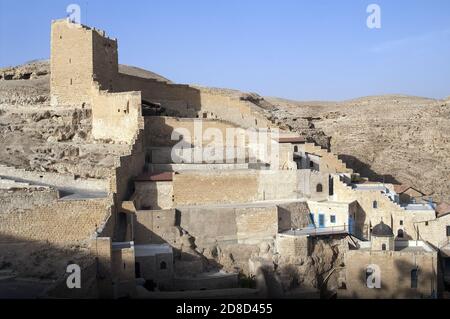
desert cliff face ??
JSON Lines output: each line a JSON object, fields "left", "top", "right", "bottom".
{"left": 268, "top": 95, "right": 450, "bottom": 203}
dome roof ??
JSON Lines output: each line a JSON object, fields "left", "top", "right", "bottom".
{"left": 372, "top": 221, "right": 394, "bottom": 237}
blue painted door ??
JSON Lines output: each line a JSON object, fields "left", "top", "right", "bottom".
{"left": 319, "top": 214, "right": 325, "bottom": 228}
{"left": 348, "top": 216, "right": 354, "bottom": 234}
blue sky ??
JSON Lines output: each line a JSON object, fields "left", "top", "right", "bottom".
{"left": 0, "top": 0, "right": 449, "bottom": 101}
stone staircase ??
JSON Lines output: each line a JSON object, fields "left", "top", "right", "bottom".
{"left": 337, "top": 174, "right": 405, "bottom": 211}
{"left": 303, "top": 143, "right": 352, "bottom": 174}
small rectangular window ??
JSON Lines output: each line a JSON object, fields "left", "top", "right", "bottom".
{"left": 330, "top": 215, "right": 336, "bottom": 223}
{"left": 400, "top": 220, "right": 403, "bottom": 226}
{"left": 447, "top": 226, "right": 450, "bottom": 237}
{"left": 411, "top": 269, "right": 418, "bottom": 289}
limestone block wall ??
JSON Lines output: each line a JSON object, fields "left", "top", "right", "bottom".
{"left": 391, "top": 209, "right": 437, "bottom": 241}
{"left": 307, "top": 200, "right": 353, "bottom": 229}
{"left": 0, "top": 198, "right": 110, "bottom": 244}
{"left": 177, "top": 206, "right": 238, "bottom": 247}
{"left": 333, "top": 178, "right": 437, "bottom": 241}
{"left": 109, "top": 131, "right": 146, "bottom": 203}
{"left": 177, "top": 204, "right": 281, "bottom": 248}
{"left": 277, "top": 202, "right": 311, "bottom": 231}
{"left": 257, "top": 170, "right": 298, "bottom": 201}
{"left": 111, "top": 246, "right": 135, "bottom": 283}
{"left": 198, "top": 89, "right": 274, "bottom": 130}
{"left": 275, "top": 234, "right": 309, "bottom": 257}
{"left": 416, "top": 214, "right": 450, "bottom": 248}
{"left": 299, "top": 143, "right": 352, "bottom": 174}
{"left": 173, "top": 170, "right": 259, "bottom": 206}
{"left": 133, "top": 181, "right": 174, "bottom": 210}
{"left": 92, "top": 30, "right": 119, "bottom": 92}
{"left": 91, "top": 85, "right": 143, "bottom": 143}
{"left": 148, "top": 146, "right": 252, "bottom": 165}
{"left": 90, "top": 237, "right": 114, "bottom": 298}
{"left": 275, "top": 143, "right": 297, "bottom": 170}
{"left": 235, "top": 206, "right": 278, "bottom": 244}
{"left": 117, "top": 73, "right": 201, "bottom": 117}
{"left": 297, "top": 169, "right": 329, "bottom": 200}
{"left": 371, "top": 236, "right": 395, "bottom": 251}
{"left": 134, "top": 209, "right": 178, "bottom": 245}
{"left": 343, "top": 250, "right": 438, "bottom": 299}
{"left": 334, "top": 178, "right": 403, "bottom": 229}
{"left": 0, "top": 187, "right": 58, "bottom": 213}
{"left": 135, "top": 252, "right": 174, "bottom": 289}
{"left": 144, "top": 117, "right": 240, "bottom": 147}
{"left": 0, "top": 164, "right": 108, "bottom": 194}
{"left": 50, "top": 20, "right": 94, "bottom": 106}
{"left": 173, "top": 169, "right": 334, "bottom": 207}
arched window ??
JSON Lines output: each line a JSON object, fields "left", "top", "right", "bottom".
{"left": 382, "top": 244, "right": 386, "bottom": 251}
{"left": 160, "top": 261, "right": 167, "bottom": 270}
{"left": 373, "top": 201, "right": 378, "bottom": 209}
{"left": 316, "top": 184, "right": 323, "bottom": 193}
{"left": 294, "top": 146, "right": 298, "bottom": 152}
{"left": 397, "top": 229, "right": 404, "bottom": 238}
{"left": 411, "top": 269, "right": 418, "bottom": 289}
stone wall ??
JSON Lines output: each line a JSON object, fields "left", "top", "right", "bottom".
{"left": 0, "top": 164, "right": 108, "bottom": 194}
{"left": 297, "top": 169, "right": 329, "bottom": 200}
{"left": 144, "top": 116, "right": 240, "bottom": 147}
{"left": 307, "top": 200, "right": 354, "bottom": 229}
{"left": 416, "top": 214, "right": 450, "bottom": 248}
{"left": 198, "top": 89, "right": 274, "bottom": 130}
{"left": 257, "top": 170, "right": 298, "bottom": 201}
{"left": 0, "top": 187, "right": 58, "bottom": 213}
{"left": 91, "top": 85, "right": 142, "bottom": 143}
{"left": 275, "top": 234, "right": 309, "bottom": 257}
{"left": 133, "top": 181, "right": 174, "bottom": 210}
{"left": 236, "top": 206, "right": 278, "bottom": 244}
{"left": 0, "top": 198, "right": 110, "bottom": 244}
{"left": 343, "top": 249, "right": 438, "bottom": 299}
{"left": 299, "top": 143, "right": 352, "bottom": 174}
{"left": 134, "top": 209, "right": 178, "bottom": 245}
{"left": 50, "top": 20, "right": 94, "bottom": 107}
{"left": 333, "top": 178, "right": 436, "bottom": 241}
{"left": 117, "top": 73, "right": 201, "bottom": 117}
{"left": 177, "top": 206, "right": 238, "bottom": 247}
{"left": 173, "top": 170, "right": 259, "bottom": 206}
{"left": 135, "top": 252, "right": 174, "bottom": 289}
{"left": 92, "top": 30, "right": 119, "bottom": 92}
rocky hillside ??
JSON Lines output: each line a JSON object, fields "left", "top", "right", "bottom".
{"left": 0, "top": 62, "right": 129, "bottom": 179}
{"left": 1, "top": 61, "right": 448, "bottom": 203}
{"left": 267, "top": 95, "right": 450, "bottom": 203}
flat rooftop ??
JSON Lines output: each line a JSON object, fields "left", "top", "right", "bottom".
{"left": 135, "top": 244, "right": 173, "bottom": 257}
{"left": 177, "top": 198, "right": 308, "bottom": 210}
{"left": 401, "top": 203, "right": 434, "bottom": 211}
{"left": 356, "top": 240, "right": 436, "bottom": 253}
{"left": 282, "top": 226, "right": 349, "bottom": 237}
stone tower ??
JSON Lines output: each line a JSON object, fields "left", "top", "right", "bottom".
{"left": 50, "top": 19, "right": 119, "bottom": 107}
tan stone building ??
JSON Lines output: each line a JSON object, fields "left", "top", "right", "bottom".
{"left": 341, "top": 222, "right": 439, "bottom": 299}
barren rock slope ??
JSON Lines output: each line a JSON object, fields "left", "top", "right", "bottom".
{"left": 267, "top": 95, "right": 450, "bottom": 203}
